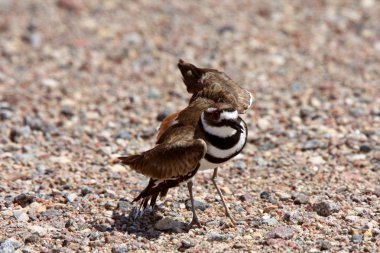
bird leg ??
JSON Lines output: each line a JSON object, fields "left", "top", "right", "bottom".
{"left": 212, "top": 168, "right": 236, "bottom": 225}
{"left": 187, "top": 180, "right": 201, "bottom": 228}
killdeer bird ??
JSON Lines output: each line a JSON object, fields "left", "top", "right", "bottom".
{"left": 177, "top": 59, "right": 253, "bottom": 114}
{"left": 119, "top": 97, "right": 248, "bottom": 228}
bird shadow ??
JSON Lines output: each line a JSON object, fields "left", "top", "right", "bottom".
{"left": 91, "top": 201, "right": 189, "bottom": 240}
{"left": 111, "top": 209, "right": 162, "bottom": 239}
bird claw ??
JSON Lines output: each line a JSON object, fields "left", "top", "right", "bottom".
{"left": 187, "top": 217, "right": 202, "bottom": 230}
{"left": 227, "top": 213, "right": 236, "bottom": 226}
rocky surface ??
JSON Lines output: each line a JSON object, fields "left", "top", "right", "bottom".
{"left": 0, "top": 0, "right": 379, "bottom": 252}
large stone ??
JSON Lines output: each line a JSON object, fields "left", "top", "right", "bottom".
{"left": 154, "top": 217, "right": 185, "bottom": 232}
{"left": 266, "top": 226, "right": 295, "bottom": 240}
{"left": 0, "top": 238, "right": 22, "bottom": 253}
{"left": 13, "top": 210, "right": 29, "bottom": 222}
{"left": 207, "top": 231, "right": 233, "bottom": 241}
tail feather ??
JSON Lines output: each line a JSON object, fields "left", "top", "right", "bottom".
{"left": 118, "top": 155, "right": 140, "bottom": 165}
{"left": 140, "top": 197, "right": 150, "bottom": 210}
{"left": 149, "top": 193, "right": 159, "bottom": 208}
{"left": 132, "top": 178, "right": 178, "bottom": 213}
{"left": 159, "top": 188, "right": 169, "bottom": 199}
{"left": 134, "top": 191, "right": 162, "bottom": 212}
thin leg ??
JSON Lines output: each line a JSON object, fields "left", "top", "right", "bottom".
{"left": 187, "top": 180, "right": 201, "bottom": 228}
{"left": 212, "top": 168, "right": 236, "bottom": 225}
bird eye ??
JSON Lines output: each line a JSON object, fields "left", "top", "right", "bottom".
{"left": 211, "top": 110, "right": 220, "bottom": 120}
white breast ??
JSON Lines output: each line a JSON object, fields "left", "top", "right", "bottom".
{"left": 206, "top": 122, "right": 246, "bottom": 159}
{"left": 198, "top": 120, "right": 247, "bottom": 171}
{"left": 200, "top": 114, "right": 237, "bottom": 138}
{"left": 198, "top": 158, "right": 225, "bottom": 171}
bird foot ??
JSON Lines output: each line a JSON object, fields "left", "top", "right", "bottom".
{"left": 187, "top": 216, "right": 202, "bottom": 230}
{"left": 226, "top": 212, "right": 237, "bottom": 227}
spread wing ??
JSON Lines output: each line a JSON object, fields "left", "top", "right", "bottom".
{"left": 216, "top": 81, "right": 252, "bottom": 113}
{"left": 190, "top": 82, "right": 252, "bottom": 113}
{"left": 178, "top": 59, "right": 253, "bottom": 113}
{"left": 119, "top": 126, "right": 206, "bottom": 179}
{"left": 156, "top": 112, "right": 179, "bottom": 141}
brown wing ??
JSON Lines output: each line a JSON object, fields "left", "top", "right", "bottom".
{"left": 210, "top": 76, "right": 252, "bottom": 113}
{"left": 178, "top": 59, "right": 253, "bottom": 113}
{"left": 156, "top": 112, "right": 179, "bottom": 141}
{"left": 190, "top": 81, "right": 252, "bottom": 113}
{"left": 119, "top": 126, "right": 206, "bottom": 179}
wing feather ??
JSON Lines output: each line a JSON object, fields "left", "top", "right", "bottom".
{"left": 156, "top": 112, "right": 179, "bottom": 141}
{"left": 119, "top": 126, "right": 206, "bottom": 179}
{"left": 178, "top": 60, "right": 252, "bottom": 113}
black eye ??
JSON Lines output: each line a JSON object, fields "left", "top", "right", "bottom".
{"left": 211, "top": 110, "right": 220, "bottom": 120}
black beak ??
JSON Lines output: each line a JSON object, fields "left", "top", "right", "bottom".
{"left": 227, "top": 120, "right": 244, "bottom": 133}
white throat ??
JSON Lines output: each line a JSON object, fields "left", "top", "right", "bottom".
{"left": 219, "top": 110, "right": 238, "bottom": 120}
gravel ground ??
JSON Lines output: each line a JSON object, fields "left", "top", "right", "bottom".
{"left": 1, "top": 0, "right": 380, "bottom": 252}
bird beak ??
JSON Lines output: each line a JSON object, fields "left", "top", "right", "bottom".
{"left": 228, "top": 120, "right": 244, "bottom": 133}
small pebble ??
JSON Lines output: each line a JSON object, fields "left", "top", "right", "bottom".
{"left": 9, "top": 126, "right": 31, "bottom": 142}
{"left": 29, "top": 225, "right": 47, "bottom": 236}
{"left": 23, "top": 32, "right": 42, "bottom": 47}
{"left": 309, "top": 156, "right": 325, "bottom": 165}
{"left": 283, "top": 212, "right": 303, "bottom": 224}
{"left": 40, "top": 78, "right": 59, "bottom": 88}
{"left": 263, "top": 217, "right": 278, "bottom": 226}
{"left": 148, "top": 88, "right": 161, "bottom": 99}
{"left": 179, "top": 239, "right": 194, "bottom": 250}
{"left": 61, "top": 106, "right": 75, "bottom": 118}
{"left": 65, "top": 220, "right": 76, "bottom": 229}
{"left": 313, "top": 201, "right": 340, "bottom": 217}
{"left": 302, "top": 140, "right": 323, "bottom": 151}
{"left": 112, "top": 247, "right": 128, "bottom": 253}
{"left": 319, "top": 241, "right": 331, "bottom": 251}
{"left": 65, "top": 193, "right": 77, "bottom": 203}
{"left": 185, "top": 199, "right": 210, "bottom": 211}
{"left": 373, "top": 188, "right": 380, "bottom": 197}
{"left": 111, "top": 164, "right": 127, "bottom": 173}
{"left": 13, "top": 193, "right": 35, "bottom": 207}
{"left": 88, "top": 232, "right": 100, "bottom": 241}
{"left": 40, "top": 208, "right": 61, "bottom": 220}
{"left": 156, "top": 111, "right": 171, "bottom": 121}
{"left": 238, "top": 194, "right": 254, "bottom": 202}
{"left": 293, "top": 193, "right": 309, "bottom": 205}
{"left": 81, "top": 187, "right": 93, "bottom": 196}
{"left": 232, "top": 160, "right": 247, "bottom": 171}
{"left": 260, "top": 191, "right": 277, "bottom": 204}
{"left": 57, "top": 0, "right": 83, "bottom": 12}
{"left": 276, "top": 191, "right": 291, "bottom": 201}
{"left": 257, "top": 118, "right": 270, "bottom": 131}
{"left": 117, "top": 200, "right": 131, "bottom": 212}
{"left": 0, "top": 108, "right": 13, "bottom": 120}
{"left": 351, "top": 234, "right": 363, "bottom": 244}
{"left": 25, "top": 234, "right": 40, "bottom": 244}
{"left": 24, "top": 116, "right": 46, "bottom": 132}
{"left": 359, "top": 145, "right": 371, "bottom": 153}
{"left": 115, "top": 130, "right": 132, "bottom": 140}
